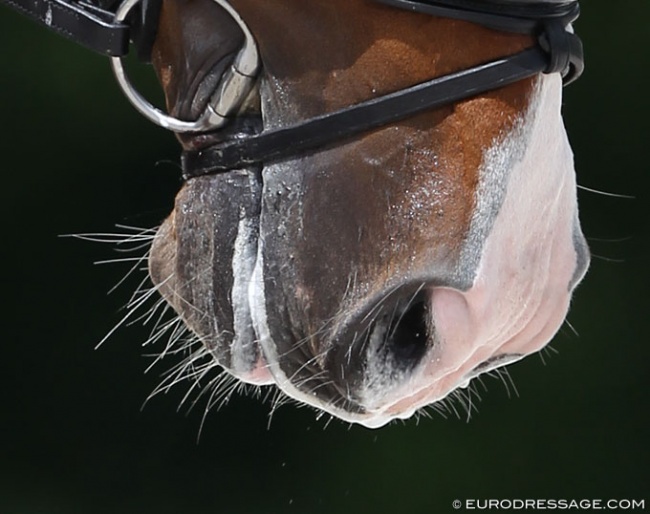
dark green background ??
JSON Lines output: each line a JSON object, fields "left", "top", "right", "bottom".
{"left": 1, "top": 2, "right": 648, "bottom": 513}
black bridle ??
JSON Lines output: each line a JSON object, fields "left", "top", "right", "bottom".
{"left": 184, "top": 0, "right": 583, "bottom": 178}
{"left": 0, "top": 0, "right": 583, "bottom": 179}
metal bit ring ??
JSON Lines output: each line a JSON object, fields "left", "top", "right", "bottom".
{"left": 110, "top": 0, "right": 259, "bottom": 133}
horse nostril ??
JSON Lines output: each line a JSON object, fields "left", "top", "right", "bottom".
{"left": 387, "top": 299, "right": 430, "bottom": 366}
{"left": 325, "top": 288, "right": 435, "bottom": 408}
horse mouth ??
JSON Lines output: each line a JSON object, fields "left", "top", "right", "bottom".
{"left": 466, "top": 353, "right": 523, "bottom": 377}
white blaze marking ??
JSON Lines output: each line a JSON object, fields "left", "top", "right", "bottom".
{"left": 230, "top": 207, "right": 259, "bottom": 374}
{"left": 375, "top": 74, "right": 584, "bottom": 423}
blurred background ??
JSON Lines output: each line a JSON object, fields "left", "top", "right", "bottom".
{"left": 0, "top": 2, "right": 647, "bottom": 513}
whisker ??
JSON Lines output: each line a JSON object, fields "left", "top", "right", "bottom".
{"left": 94, "top": 256, "right": 149, "bottom": 265}
{"left": 563, "top": 318, "right": 580, "bottom": 338}
{"left": 577, "top": 184, "right": 634, "bottom": 199}
{"left": 96, "top": 284, "right": 160, "bottom": 349}
{"left": 495, "top": 367, "right": 518, "bottom": 399}
{"left": 590, "top": 254, "right": 626, "bottom": 263}
{"left": 586, "top": 235, "right": 634, "bottom": 243}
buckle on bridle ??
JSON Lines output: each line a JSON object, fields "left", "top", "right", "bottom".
{"left": 539, "top": 19, "right": 584, "bottom": 85}
{"left": 109, "top": 0, "right": 259, "bottom": 132}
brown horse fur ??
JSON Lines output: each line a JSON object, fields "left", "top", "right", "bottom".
{"left": 147, "top": 0, "right": 587, "bottom": 426}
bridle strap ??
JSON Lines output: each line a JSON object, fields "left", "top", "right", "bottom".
{"left": 0, "top": 0, "right": 160, "bottom": 60}
{"left": 376, "top": 0, "right": 580, "bottom": 33}
{"left": 2, "top": 0, "right": 584, "bottom": 179}
{"left": 182, "top": 18, "right": 583, "bottom": 179}
{"left": 181, "top": 48, "right": 548, "bottom": 179}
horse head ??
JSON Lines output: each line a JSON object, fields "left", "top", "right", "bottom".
{"left": 148, "top": 0, "right": 589, "bottom": 427}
